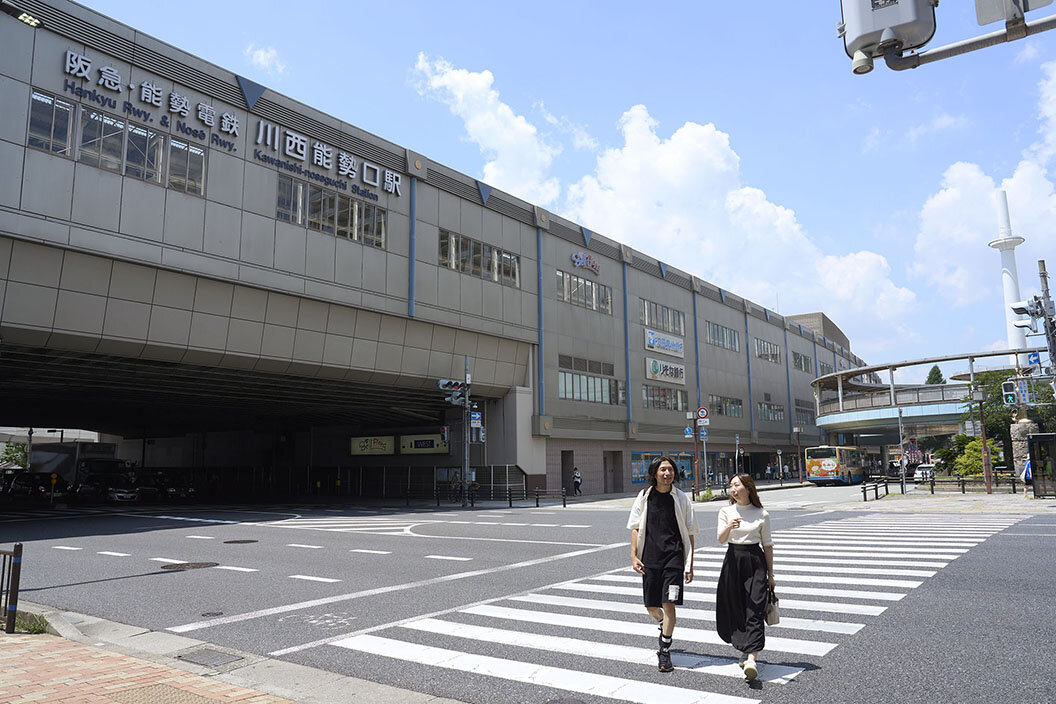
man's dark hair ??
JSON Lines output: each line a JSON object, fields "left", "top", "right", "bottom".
{"left": 647, "top": 455, "right": 678, "bottom": 488}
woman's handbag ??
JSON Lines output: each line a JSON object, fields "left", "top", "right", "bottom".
{"left": 765, "top": 586, "right": 780, "bottom": 625}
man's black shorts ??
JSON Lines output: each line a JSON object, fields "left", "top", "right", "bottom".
{"left": 642, "top": 566, "right": 684, "bottom": 607}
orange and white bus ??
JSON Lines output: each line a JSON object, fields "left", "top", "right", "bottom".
{"left": 804, "top": 445, "right": 865, "bottom": 485}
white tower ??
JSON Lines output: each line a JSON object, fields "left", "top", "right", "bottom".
{"left": 987, "top": 190, "right": 1026, "bottom": 367}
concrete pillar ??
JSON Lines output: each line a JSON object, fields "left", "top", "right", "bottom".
{"left": 1011, "top": 418, "right": 1038, "bottom": 478}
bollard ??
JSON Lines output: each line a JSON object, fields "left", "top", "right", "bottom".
{"left": 930, "top": 477, "right": 935, "bottom": 494}
{"left": 884, "top": 480, "right": 889, "bottom": 497}
{"left": 535, "top": 488, "right": 540, "bottom": 508}
{"left": 4, "top": 543, "right": 23, "bottom": 634}
{"left": 1011, "top": 475, "right": 1017, "bottom": 494}
{"left": 561, "top": 488, "right": 567, "bottom": 507}
{"left": 507, "top": 488, "right": 513, "bottom": 508}
{"left": 960, "top": 476, "right": 966, "bottom": 494}
{"left": 435, "top": 487, "right": 440, "bottom": 507}
{"left": 469, "top": 489, "right": 475, "bottom": 508}
{"left": 874, "top": 483, "right": 879, "bottom": 500}
{"left": 862, "top": 484, "right": 868, "bottom": 502}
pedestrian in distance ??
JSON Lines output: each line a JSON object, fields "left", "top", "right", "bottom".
{"left": 1021, "top": 458, "right": 1032, "bottom": 498}
{"left": 627, "top": 455, "right": 699, "bottom": 673}
{"left": 572, "top": 466, "right": 582, "bottom": 496}
{"left": 716, "top": 473, "right": 775, "bottom": 682}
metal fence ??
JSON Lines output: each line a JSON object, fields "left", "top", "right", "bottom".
{"left": 1, "top": 543, "right": 23, "bottom": 634}
{"left": 819, "top": 383, "right": 973, "bottom": 415}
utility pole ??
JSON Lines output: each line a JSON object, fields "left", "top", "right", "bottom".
{"left": 1039, "top": 261, "right": 1056, "bottom": 368}
{"left": 897, "top": 407, "right": 906, "bottom": 494}
{"left": 462, "top": 355, "right": 470, "bottom": 508}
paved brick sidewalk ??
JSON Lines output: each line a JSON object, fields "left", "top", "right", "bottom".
{"left": 0, "top": 633, "right": 302, "bottom": 704}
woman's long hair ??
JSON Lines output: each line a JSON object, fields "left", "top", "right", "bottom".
{"left": 729, "top": 473, "right": 763, "bottom": 508}
{"left": 647, "top": 455, "right": 678, "bottom": 488}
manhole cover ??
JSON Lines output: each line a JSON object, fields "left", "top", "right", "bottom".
{"left": 177, "top": 647, "right": 244, "bottom": 667}
{"left": 223, "top": 539, "right": 258, "bottom": 544}
{"left": 200, "top": 611, "right": 223, "bottom": 617}
{"left": 109, "top": 683, "right": 217, "bottom": 703}
{"left": 160, "top": 562, "right": 219, "bottom": 570}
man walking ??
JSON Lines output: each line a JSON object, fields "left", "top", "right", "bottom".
{"left": 628, "top": 455, "right": 699, "bottom": 672}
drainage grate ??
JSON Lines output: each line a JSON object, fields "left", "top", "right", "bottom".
{"left": 200, "top": 611, "right": 223, "bottom": 617}
{"left": 109, "top": 683, "right": 218, "bottom": 703}
{"left": 223, "top": 539, "right": 258, "bottom": 544}
{"left": 159, "top": 562, "right": 219, "bottom": 570}
{"left": 177, "top": 647, "right": 244, "bottom": 668}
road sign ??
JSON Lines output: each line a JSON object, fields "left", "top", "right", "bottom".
{"left": 735, "top": 433, "right": 740, "bottom": 442}
{"left": 696, "top": 407, "right": 709, "bottom": 419}
{"left": 776, "top": 449, "right": 782, "bottom": 456}
{"left": 1018, "top": 380, "right": 1032, "bottom": 405}
{"left": 699, "top": 428, "right": 708, "bottom": 439}
{"left": 684, "top": 427, "right": 693, "bottom": 439}
{"left": 696, "top": 418, "right": 710, "bottom": 426}
{"left": 1028, "top": 351, "right": 1041, "bottom": 366}
{"left": 470, "top": 411, "right": 482, "bottom": 428}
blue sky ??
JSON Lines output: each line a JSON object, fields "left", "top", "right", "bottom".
{"left": 82, "top": 1, "right": 1056, "bottom": 380}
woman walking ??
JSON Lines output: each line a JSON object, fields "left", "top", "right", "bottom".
{"left": 716, "top": 473, "right": 775, "bottom": 681}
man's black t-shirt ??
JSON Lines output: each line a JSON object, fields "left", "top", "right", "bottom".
{"left": 643, "top": 488, "right": 683, "bottom": 569}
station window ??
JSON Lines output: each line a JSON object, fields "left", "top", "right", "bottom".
{"left": 708, "top": 394, "right": 743, "bottom": 418}
{"left": 78, "top": 107, "right": 125, "bottom": 173}
{"left": 124, "top": 123, "right": 165, "bottom": 183}
{"left": 557, "top": 355, "right": 623, "bottom": 405}
{"left": 277, "top": 175, "right": 386, "bottom": 248}
{"left": 556, "top": 269, "right": 612, "bottom": 314}
{"left": 27, "top": 91, "right": 73, "bottom": 155}
{"left": 640, "top": 298, "right": 685, "bottom": 336}
{"left": 168, "top": 139, "right": 206, "bottom": 195}
{"left": 818, "top": 360, "right": 834, "bottom": 376}
{"left": 757, "top": 401, "right": 785, "bottom": 422}
{"left": 792, "top": 351, "right": 813, "bottom": 373}
{"left": 706, "top": 321, "right": 740, "bottom": 352}
{"left": 754, "top": 338, "right": 781, "bottom": 364}
{"left": 439, "top": 231, "right": 520, "bottom": 288}
{"left": 642, "top": 384, "right": 689, "bottom": 411}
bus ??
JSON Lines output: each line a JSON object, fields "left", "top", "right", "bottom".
{"left": 804, "top": 445, "right": 865, "bottom": 485}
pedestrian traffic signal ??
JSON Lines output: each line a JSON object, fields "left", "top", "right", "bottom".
{"left": 440, "top": 425, "right": 449, "bottom": 443}
{"left": 1001, "top": 381, "right": 1018, "bottom": 406}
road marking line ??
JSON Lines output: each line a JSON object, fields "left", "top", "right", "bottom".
{"left": 169, "top": 542, "right": 625, "bottom": 633}
{"left": 424, "top": 555, "right": 472, "bottom": 562}
{"left": 51, "top": 546, "right": 82, "bottom": 551}
{"left": 401, "top": 618, "right": 804, "bottom": 683}
{"left": 500, "top": 522, "right": 529, "bottom": 526}
{"left": 287, "top": 544, "right": 324, "bottom": 549}
{"left": 556, "top": 582, "right": 889, "bottom": 615}
{"left": 97, "top": 551, "right": 130, "bottom": 557}
{"left": 598, "top": 575, "right": 906, "bottom": 602}
{"left": 473, "top": 522, "right": 500, "bottom": 525}
{"left": 692, "top": 569, "right": 920, "bottom": 589}
{"left": 331, "top": 635, "right": 760, "bottom": 704}
{"left": 530, "top": 523, "right": 558, "bottom": 527}
{"left": 509, "top": 594, "right": 864, "bottom": 635}
{"left": 463, "top": 605, "right": 836, "bottom": 656}
{"left": 215, "top": 566, "right": 258, "bottom": 572}
{"left": 150, "top": 558, "right": 184, "bottom": 564}
{"left": 351, "top": 549, "right": 392, "bottom": 554}
{"left": 691, "top": 560, "right": 936, "bottom": 578}
{"left": 561, "top": 524, "right": 590, "bottom": 528}
{"left": 185, "top": 535, "right": 215, "bottom": 540}
{"left": 289, "top": 575, "right": 341, "bottom": 583}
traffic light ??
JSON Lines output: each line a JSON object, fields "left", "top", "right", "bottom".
{"left": 439, "top": 425, "right": 449, "bottom": 443}
{"left": 1001, "top": 381, "right": 1018, "bottom": 407}
{"left": 438, "top": 378, "right": 468, "bottom": 405}
{"left": 1011, "top": 297, "right": 1044, "bottom": 332}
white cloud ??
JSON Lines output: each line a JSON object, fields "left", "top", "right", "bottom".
{"left": 243, "top": 44, "right": 286, "bottom": 76}
{"left": 534, "top": 101, "right": 598, "bottom": 151}
{"left": 914, "top": 62, "right": 1056, "bottom": 310}
{"left": 1015, "top": 41, "right": 1040, "bottom": 65}
{"left": 414, "top": 53, "right": 560, "bottom": 205}
{"left": 907, "top": 113, "right": 968, "bottom": 142}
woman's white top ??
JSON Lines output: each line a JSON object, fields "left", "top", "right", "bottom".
{"left": 717, "top": 503, "right": 773, "bottom": 546}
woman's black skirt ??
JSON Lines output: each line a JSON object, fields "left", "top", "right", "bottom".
{"left": 716, "top": 543, "right": 767, "bottom": 653}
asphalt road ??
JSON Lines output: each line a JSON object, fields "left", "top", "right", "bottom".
{"left": 2, "top": 489, "right": 1054, "bottom": 704}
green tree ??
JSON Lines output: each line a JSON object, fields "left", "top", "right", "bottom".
{"left": 953, "top": 437, "right": 1000, "bottom": 475}
{"left": 934, "top": 434, "right": 971, "bottom": 473}
{"left": 964, "top": 370, "right": 1056, "bottom": 464}
{"left": 925, "top": 365, "right": 946, "bottom": 385}
{"left": 0, "top": 442, "right": 28, "bottom": 468}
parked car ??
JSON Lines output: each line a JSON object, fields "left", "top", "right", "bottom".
{"left": 7, "top": 472, "right": 70, "bottom": 502}
{"left": 913, "top": 464, "right": 935, "bottom": 482}
{"left": 74, "top": 473, "right": 139, "bottom": 503}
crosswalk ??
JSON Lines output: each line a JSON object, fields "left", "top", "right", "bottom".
{"left": 326, "top": 513, "right": 1023, "bottom": 704}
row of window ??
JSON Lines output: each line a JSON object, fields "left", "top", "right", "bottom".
{"left": 556, "top": 270, "right": 613, "bottom": 314}
{"left": 795, "top": 408, "right": 816, "bottom": 426}
{"left": 639, "top": 298, "right": 686, "bottom": 336}
{"left": 706, "top": 320, "right": 740, "bottom": 352}
{"left": 755, "top": 338, "right": 781, "bottom": 365}
{"left": 792, "top": 351, "right": 813, "bottom": 373}
{"left": 439, "top": 231, "right": 521, "bottom": 288}
{"left": 558, "top": 356, "right": 616, "bottom": 377}
{"left": 557, "top": 371, "right": 625, "bottom": 405}
{"left": 276, "top": 175, "right": 386, "bottom": 248}
{"left": 758, "top": 401, "right": 785, "bottom": 422}
{"left": 708, "top": 394, "right": 744, "bottom": 418}
{"left": 643, "top": 385, "right": 690, "bottom": 411}
{"left": 28, "top": 90, "right": 205, "bottom": 195}
{"left": 819, "top": 361, "right": 835, "bottom": 376}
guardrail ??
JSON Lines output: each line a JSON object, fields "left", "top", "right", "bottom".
{"left": 924, "top": 474, "right": 1019, "bottom": 494}
{"left": 861, "top": 478, "right": 890, "bottom": 501}
{"left": 819, "top": 383, "right": 972, "bottom": 415}
{"left": 1, "top": 543, "right": 23, "bottom": 634}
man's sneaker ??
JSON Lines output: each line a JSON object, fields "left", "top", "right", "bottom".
{"left": 657, "top": 649, "right": 674, "bottom": 673}
{"left": 743, "top": 660, "right": 758, "bottom": 681}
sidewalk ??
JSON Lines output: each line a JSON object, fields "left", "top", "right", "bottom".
{"left": 1, "top": 604, "right": 466, "bottom": 704}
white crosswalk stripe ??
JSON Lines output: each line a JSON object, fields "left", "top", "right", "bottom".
{"left": 322, "top": 512, "right": 1022, "bottom": 704}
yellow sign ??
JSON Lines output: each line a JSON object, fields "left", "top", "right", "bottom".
{"left": 349, "top": 436, "right": 395, "bottom": 456}
{"left": 807, "top": 457, "right": 840, "bottom": 478}
{"left": 400, "top": 434, "right": 449, "bottom": 455}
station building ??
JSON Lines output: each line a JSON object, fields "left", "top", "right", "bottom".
{"left": 0, "top": 0, "right": 869, "bottom": 500}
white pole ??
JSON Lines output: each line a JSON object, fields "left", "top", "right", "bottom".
{"left": 988, "top": 190, "right": 1027, "bottom": 367}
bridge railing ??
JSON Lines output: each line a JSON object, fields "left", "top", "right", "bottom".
{"left": 819, "top": 383, "right": 973, "bottom": 415}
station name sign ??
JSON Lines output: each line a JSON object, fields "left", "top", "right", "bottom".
{"left": 644, "top": 328, "right": 684, "bottom": 359}
{"left": 350, "top": 436, "right": 395, "bottom": 455}
{"left": 59, "top": 49, "right": 404, "bottom": 198}
{"left": 645, "top": 357, "right": 686, "bottom": 385}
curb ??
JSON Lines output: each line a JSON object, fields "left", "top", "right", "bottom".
{"left": 14, "top": 600, "right": 466, "bottom": 704}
